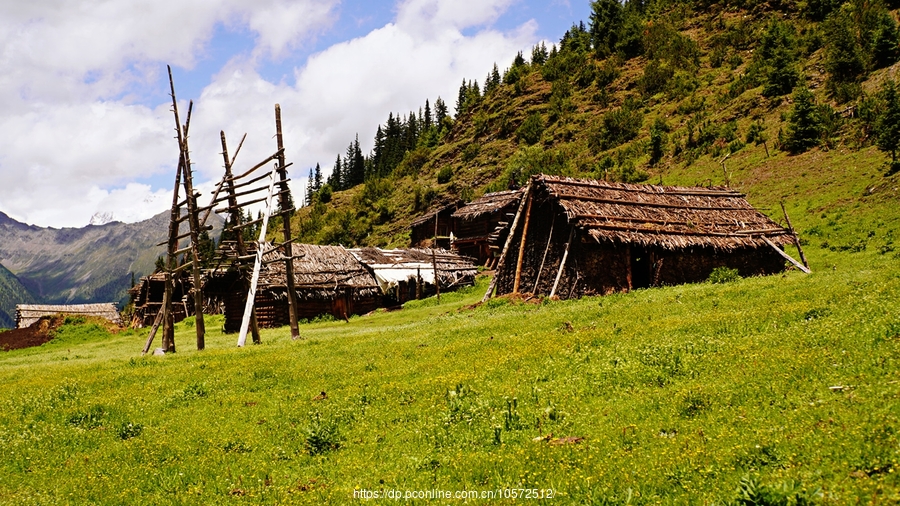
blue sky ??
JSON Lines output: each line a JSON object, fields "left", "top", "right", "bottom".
{"left": 0, "top": 0, "right": 592, "bottom": 228}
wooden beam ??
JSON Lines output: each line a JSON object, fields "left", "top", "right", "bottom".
{"left": 275, "top": 104, "right": 300, "bottom": 341}
{"left": 549, "top": 226, "right": 576, "bottom": 298}
{"left": 780, "top": 202, "right": 809, "bottom": 269}
{"left": 512, "top": 191, "right": 533, "bottom": 293}
{"left": 238, "top": 169, "right": 278, "bottom": 347}
{"left": 762, "top": 236, "right": 811, "bottom": 274}
{"left": 481, "top": 184, "right": 531, "bottom": 302}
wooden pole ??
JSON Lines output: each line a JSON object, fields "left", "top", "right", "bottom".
{"left": 761, "top": 236, "right": 811, "bottom": 274}
{"left": 274, "top": 105, "right": 301, "bottom": 340}
{"left": 481, "top": 185, "right": 531, "bottom": 302}
{"left": 238, "top": 169, "right": 278, "bottom": 347}
{"left": 168, "top": 66, "right": 205, "bottom": 350}
{"left": 433, "top": 213, "right": 440, "bottom": 302}
{"left": 532, "top": 212, "right": 556, "bottom": 294}
{"left": 151, "top": 153, "right": 185, "bottom": 354}
{"left": 549, "top": 226, "right": 575, "bottom": 298}
{"left": 512, "top": 192, "right": 533, "bottom": 293}
{"left": 780, "top": 202, "right": 809, "bottom": 269}
{"left": 221, "top": 131, "right": 260, "bottom": 344}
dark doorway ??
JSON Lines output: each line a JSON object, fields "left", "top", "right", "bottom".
{"left": 631, "top": 247, "right": 652, "bottom": 289}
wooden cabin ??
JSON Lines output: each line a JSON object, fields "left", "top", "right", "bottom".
{"left": 206, "top": 243, "right": 382, "bottom": 332}
{"left": 350, "top": 247, "right": 478, "bottom": 304}
{"left": 494, "top": 175, "right": 796, "bottom": 299}
{"left": 410, "top": 201, "right": 462, "bottom": 249}
{"left": 16, "top": 303, "right": 121, "bottom": 329}
{"left": 451, "top": 189, "right": 524, "bottom": 266}
{"left": 128, "top": 272, "right": 192, "bottom": 328}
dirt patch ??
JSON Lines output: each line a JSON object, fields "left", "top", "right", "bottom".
{"left": 0, "top": 315, "right": 66, "bottom": 351}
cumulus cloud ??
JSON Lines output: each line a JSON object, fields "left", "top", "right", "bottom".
{"left": 0, "top": 0, "right": 537, "bottom": 228}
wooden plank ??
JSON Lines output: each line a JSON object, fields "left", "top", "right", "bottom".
{"left": 762, "top": 236, "right": 811, "bottom": 274}
{"left": 780, "top": 202, "right": 809, "bottom": 269}
{"left": 481, "top": 185, "right": 530, "bottom": 302}
{"left": 238, "top": 168, "right": 278, "bottom": 347}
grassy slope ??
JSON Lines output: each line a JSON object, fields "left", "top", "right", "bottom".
{"left": 0, "top": 245, "right": 897, "bottom": 504}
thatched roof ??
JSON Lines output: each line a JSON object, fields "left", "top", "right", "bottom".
{"left": 16, "top": 303, "right": 121, "bottom": 329}
{"left": 410, "top": 201, "right": 463, "bottom": 227}
{"left": 261, "top": 244, "right": 381, "bottom": 298}
{"left": 534, "top": 175, "right": 793, "bottom": 251}
{"left": 350, "top": 247, "right": 477, "bottom": 291}
{"left": 452, "top": 189, "right": 524, "bottom": 221}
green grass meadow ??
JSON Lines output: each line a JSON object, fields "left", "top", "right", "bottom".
{"left": 1, "top": 246, "right": 898, "bottom": 504}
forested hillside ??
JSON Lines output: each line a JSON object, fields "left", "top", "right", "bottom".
{"left": 289, "top": 0, "right": 900, "bottom": 256}
{"left": 0, "top": 263, "right": 36, "bottom": 328}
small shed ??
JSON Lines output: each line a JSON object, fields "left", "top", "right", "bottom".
{"left": 350, "top": 247, "right": 478, "bottom": 303}
{"left": 206, "top": 243, "right": 383, "bottom": 332}
{"left": 16, "top": 303, "right": 121, "bottom": 329}
{"left": 451, "top": 189, "right": 524, "bottom": 266}
{"left": 128, "top": 272, "right": 192, "bottom": 328}
{"left": 495, "top": 175, "right": 795, "bottom": 299}
{"left": 410, "top": 201, "right": 463, "bottom": 248}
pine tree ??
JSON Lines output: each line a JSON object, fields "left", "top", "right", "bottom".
{"left": 423, "top": 99, "right": 433, "bottom": 130}
{"left": 306, "top": 168, "right": 314, "bottom": 206}
{"left": 313, "top": 163, "right": 322, "bottom": 191}
{"left": 455, "top": 79, "right": 468, "bottom": 117}
{"left": 871, "top": 11, "right": 900, "bottom": 69}
{"left": 784, "top": 87, "right": 823, "bottom": 153}
{"left": 590, "top": 0, "right": 623, "bottom": 58}
{"left": 531, "top": 42, "right": 549, "bottom": 65}
{"left": 328, "top": 155, "right": 343, "bottom": 190}
{"left": 877, "top": 79, "right": 900, "bottom": 173}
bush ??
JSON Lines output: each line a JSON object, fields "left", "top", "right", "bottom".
{"left": 516, "top": 113, "right": 545, "bottom": 145}
{"left": 437, "top": 166, "right": 453, "bottom": 184}
{"left": 118, "top": 422, "right": 143, "bottom": 440}
{"left": 708, "top": 266, "right": 741, "bottom": 284}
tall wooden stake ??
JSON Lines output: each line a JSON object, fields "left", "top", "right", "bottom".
{"left": 433, "top": 213, "right": 440, "bottom": 302}
{"left": 275, "top": 105, "right": 301, "bottom": 340}
{"left": 512, "top": 192, "right": 533, "bottom": 293}
{"left": 168, "top": 66, "right": 206, "bottom": 350}
{"left": 221, "top": 131, "right": 260, "bottom": 344}
{"left": 481, "top": 184, "right": 531, "bottom": 302}
{"left": 780, "top": 202, "right": 809, "bottom": 269}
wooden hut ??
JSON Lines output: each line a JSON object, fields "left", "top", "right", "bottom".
{"left": 410, "top": 201, "right": 463, "bottom": 248}
{"left": 350, "top": 247, "right": 478, "bottom": 303}
{"left": 206, "top": 243, "right": 382, "bottom": 332}
{"left": 128, "top": 272, "right": 192, "bottom": 328}
{"left": 16, "top": 303, "right": 121, "bottom": 328}
{"left": 451, "top": 189, "right": 524, "bottom": 266}
{"left": 494, "top": 175, "right": 795, "bottom": 299}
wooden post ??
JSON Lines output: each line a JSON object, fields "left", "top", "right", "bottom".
{"left": 275, "top": 105, "right": 301, "bottom": 341}
{"left": 221, "top": 131, "right": 260, "bottom": 344}
{"left": 431, "top": 247, "right": 440, "bottom": 303}
{"left": 512, "top": 191, "right": 533, "bottom": 293}
{"left": 532, "top": 213, "right": 555, "bottom": 294}
{"left": 168, "top": 66, "right": 205, "bottom": 350}
{"left": 761, "top": 236, "right": 811, "bottom": 274}
{"left": 238, "top": 169, "right": 278, "bottom": 347}
{"left": 780, "top": 202, "right": 809, "bottom": 269}
{"left": 549, "top": 226, "right": 575, "bottom": 298}
{"left": 481, "top": 185, "right": 531, "bottom": 302}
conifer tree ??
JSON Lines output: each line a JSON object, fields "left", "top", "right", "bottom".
{"left": 784, "top": 87, "right": 823, "bottom": 153}
{"left": 305, "top": 168, "right": 314, "bottom": 206}
{"left": 313, "top": 163, "right": 322, "bottom": 191}
{"left": 590, "top": 0, "right": 623, "bottom": 58}
{"left": 435, "top": 97, "right": 448, "bottom": 126}
{"left": 531, "top": 42, "right": 549, "bottom": 65}
{"left": 455, "top": 79, "right": 468, "bottom": 117}
{"left": 876, "top": 79, "right": 900, "bottom": 173}
{"left": 424, "top": 99, "right": 433, "bottom": 130}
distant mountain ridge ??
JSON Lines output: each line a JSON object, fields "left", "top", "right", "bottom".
{"left": 0, "top": 210, "right": 223, "bottom": 317}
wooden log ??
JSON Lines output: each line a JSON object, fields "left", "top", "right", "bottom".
{"left": 549, "top": 226, "right": 575, "bottom": 298}
{"left": 762, "top": 236, "right": 811, "bottom": 274}
{"left": 275, "top": 104, "right": 300, "bottom": 341}
{"left": 780, "top": 202, "right": 809, "bottom": 269}
{"left": 532, "top": 212, "right": 556, "bottom": 294}
{"left": 232, "top": 149, "right": 284, "bottom": 181}
{"left": 512, "top": 191, "right": 533, "bottom": 293}
{"left": 481, "top": 185, "right": 531, "bottom": 302}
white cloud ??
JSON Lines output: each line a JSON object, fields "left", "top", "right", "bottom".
{"left": 0, "top": 0, "right": 537, "bottom": 228}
